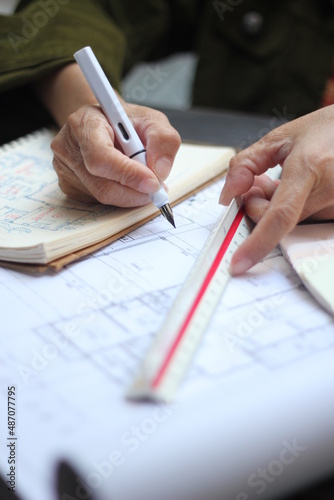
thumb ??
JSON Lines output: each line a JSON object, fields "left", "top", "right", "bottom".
{"left": 219, "top": 128, "right": 293, "bottom": 206}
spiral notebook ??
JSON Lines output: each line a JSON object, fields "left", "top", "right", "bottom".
{"left": 0, "top": 128, "right": 235, "bottom": 272}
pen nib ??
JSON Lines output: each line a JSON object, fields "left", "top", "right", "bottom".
{"left": 160, "top": 204, "right": 175, "bottom": 228}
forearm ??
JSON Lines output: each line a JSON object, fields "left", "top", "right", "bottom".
{"left": 33, "top": 63, "right": 98, "bottom": 127}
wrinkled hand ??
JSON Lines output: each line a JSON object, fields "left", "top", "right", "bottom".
{"left": 51, "top": 101, "right": 181, "bottom": 206}
{"left": 219, "top": 105, "right": 334, "bottom": 275}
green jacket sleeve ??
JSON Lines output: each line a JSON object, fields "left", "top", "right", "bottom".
{"left": 0, "top": 0, "right": 194, "bottom": 144}
{"left": 0, "top": 0, "right": 198, "bottom": 94}
{"left": 0, "top": 0, "right": 126, "bottom": 93}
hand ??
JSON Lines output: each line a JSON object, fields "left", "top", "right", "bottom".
{"left": 51, "top": 101, "right": 181, "bottom": 206}
{"left": 219, "top": 105, "right": 334, "bottom": 275}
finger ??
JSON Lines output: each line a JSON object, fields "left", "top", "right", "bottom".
{"left": 84, "top": 145, "right": 161, "bottom": 195}
{"left": 53, "top": 157, "right": 96, "bottom": 203}
{"left": 302, "top": 205, "right": 334, "bottom": 222}
{"left": 54, "top": 108, "right": 161, "bottom": 195}
{"left": 54, "top": 156, "right": 151, "bottom": 207}
{"left": 243, "top": 187, "right": 270, "bottom": 224}
{"left": 243, "top": 176, "right": 278, "bottom": 222}
{"left": 254, "top": 173, "right": 279, "bottom": 193}
{"left": 72, "top": 109, "right": 161, "bottom": 193}
{"left": 219, "top": 127, "right": 292, "bottom": 206}
{"left": 229, "top": 159, "right": 315, "bottom": 275}
{"left": 127, "top": 105, "right": 181, "bottom": 181}
{"left": 297, "top": 168, "right": 334, "bottom": 221}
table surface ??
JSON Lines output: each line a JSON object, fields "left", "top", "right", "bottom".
{"left": 163, "top": 106, "right": 285, "bottom": 149}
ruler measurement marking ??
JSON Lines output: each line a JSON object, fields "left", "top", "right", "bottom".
{"left": 151, "top": 206, "right": 245, "bottom": 390}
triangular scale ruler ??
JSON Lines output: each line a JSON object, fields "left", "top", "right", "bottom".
{"left": 127, "top": 197, "right": 253, "bottom": 402}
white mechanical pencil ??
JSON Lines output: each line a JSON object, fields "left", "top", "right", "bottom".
{"left": 74, "top": 46, "right": 175, "bottom": 227}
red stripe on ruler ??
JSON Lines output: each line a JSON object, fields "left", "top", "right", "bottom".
{"left": 152, "top": 206, "right": 245, "bottom": 390}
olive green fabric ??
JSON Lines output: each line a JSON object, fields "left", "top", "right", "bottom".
{"left": 1, "top": 0, "right": 126, "bottom": 90}
{"left": 0, "top": 0, "right": 127, "bottom": 143}
{"left": 194, "top": 0, "right": 334, "bottom": 116}
{"left": 1, "top": 0, "right": 334, "bottom": 143}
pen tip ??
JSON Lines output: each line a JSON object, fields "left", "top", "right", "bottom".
{"left": 160, "top": 204, "right": 176, "bottom": 228}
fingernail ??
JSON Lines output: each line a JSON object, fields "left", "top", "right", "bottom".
{"left": 229, "top": 258, "right": 252, "bottom": 276}
{"left": 155, "top": 157, "right": 172, "bottom": 180}
{"left": 139, "top": 177, "right": 160, "bottom": 194}
{"left": 219, "top": 188, "right": 231, "bottom": 206}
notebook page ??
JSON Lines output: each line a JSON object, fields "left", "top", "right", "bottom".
{"left": 0, "top": 129, "right": 234, "bottom": 263}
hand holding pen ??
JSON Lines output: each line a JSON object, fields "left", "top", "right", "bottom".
{"left": 47, "top": 51, "right": 180, "bottom": 216}
{"left": 73, "top": 46, "right": 176, "bottom": 225}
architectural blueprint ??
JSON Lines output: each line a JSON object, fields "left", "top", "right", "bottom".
{"left": 1, "top": 169, "right": 334, "bottom": 500}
